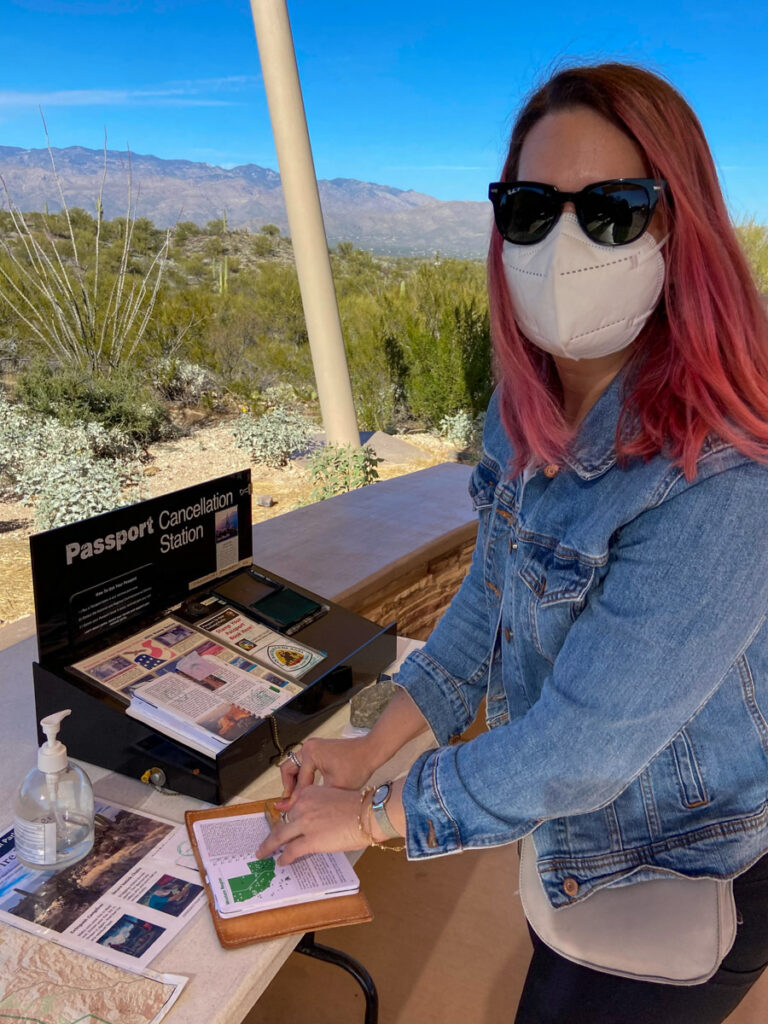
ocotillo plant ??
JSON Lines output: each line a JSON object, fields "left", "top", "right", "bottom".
{"left": 0, "top": 123, "right": 169, "bottom": 374}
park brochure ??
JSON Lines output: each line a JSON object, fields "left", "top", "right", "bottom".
{"left": 0, "top": 800, "right": 205, "bottom": 971}
{"left": 192, "top": 811, "right": 359, "bottom": 917}
{"left": 71, "top": 616, "right": 303, "bottom": 756}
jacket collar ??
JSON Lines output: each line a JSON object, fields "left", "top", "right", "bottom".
{"left": 562, "top": 369, "right": 626, "bottom": 481}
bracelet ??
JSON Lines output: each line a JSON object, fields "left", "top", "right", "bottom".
{"left": 364, "top": 787, "right": 405, "bottom": 853}
{"left": 357, "top": 786, "right": 374, "bottom": 845}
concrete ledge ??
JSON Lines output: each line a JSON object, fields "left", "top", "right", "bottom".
{"left": 253, "top": 462, "right": 475, "bottom": 605}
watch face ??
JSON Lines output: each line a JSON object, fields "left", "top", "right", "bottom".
{"left": 372, "top": 783, "right": 390, "bottom": 807}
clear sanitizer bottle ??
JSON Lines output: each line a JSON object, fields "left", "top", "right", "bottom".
{"left": 13, "top": 709, "right": 95, "bottom": 870}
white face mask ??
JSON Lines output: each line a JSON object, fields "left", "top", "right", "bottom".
{"left": 501, "top": 213, "right": 666, "bottom": 361}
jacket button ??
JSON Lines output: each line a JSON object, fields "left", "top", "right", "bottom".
{"left": 504, "top": 626, "right": 513, "bottom": 643}
{"left": 510, "top": 540, "right": 518, "bottom": 552}
{"left": 563, "top": 877, "right": 579, "bottom": 897}
{"left": 544, "top": 464, "right": 559, "bottom": 478}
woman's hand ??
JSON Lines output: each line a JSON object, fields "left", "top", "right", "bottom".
{"left": 256, "top": 784, "right": 367, "bottom": 865}
{"left": 277, "top": 736, "right": 374, "bottom": 806}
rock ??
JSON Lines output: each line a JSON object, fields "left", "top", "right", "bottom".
{"left": 350, "top": 679, "right": 398, "bottom": 728}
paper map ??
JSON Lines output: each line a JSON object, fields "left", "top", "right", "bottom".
{"left": 0, "top": 920, "right": 186, "bottom": 1024}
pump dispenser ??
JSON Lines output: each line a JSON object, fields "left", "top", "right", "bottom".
{"left": 13, "top": 709, "right": 94, "bottom": 869}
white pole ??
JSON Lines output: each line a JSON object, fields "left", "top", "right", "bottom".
{"left": 249, "top": 0, "right": 360, "bottom": 447}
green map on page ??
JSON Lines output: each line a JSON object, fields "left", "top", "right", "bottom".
{"left": 192, "top": 813, "right": 359, "bottom": 917}
{"left": 229, "top": 859, "right": 277, "bottom": 902}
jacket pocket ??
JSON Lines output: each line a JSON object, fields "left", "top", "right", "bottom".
{"left": 468, "top": 457, "right": 499, "bottom": 512}
{"left": 519, "top": 551, "right": 595, "bottom": 664}
{"left": 670, "top": 726, "right": 710, "bottom": 808}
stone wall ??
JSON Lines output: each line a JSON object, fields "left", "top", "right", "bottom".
{"left": 347, "top": 533, "right": 477, "bottom": 641}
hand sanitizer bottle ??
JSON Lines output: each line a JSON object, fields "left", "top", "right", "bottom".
{"left": 13, "top": 709, "right": 94, "bottom": 870}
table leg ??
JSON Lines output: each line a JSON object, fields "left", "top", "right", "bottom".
{"left": 295, "top": 931, "right": 379, "bottom": 1024}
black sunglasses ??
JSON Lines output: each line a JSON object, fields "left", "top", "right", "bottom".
{"left": 488, "top": 178, "right": 667, "bottom": 247}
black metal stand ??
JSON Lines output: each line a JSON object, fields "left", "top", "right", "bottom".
{"left": 295, "top": 931, "right": 379, "bottom": 1024}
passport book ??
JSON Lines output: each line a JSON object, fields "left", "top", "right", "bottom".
{"left": 185, "top": 799, "right": 372, "bottom": 948}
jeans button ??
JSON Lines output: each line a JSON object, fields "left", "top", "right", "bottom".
{"left": 544, "top": 463, "right": 559, "bottom": 479}
{"left": 563, "top": 877, "right": 579, "bottom": 897}
{"left": 509, "top": 539, "right": 518, "bottom": 552}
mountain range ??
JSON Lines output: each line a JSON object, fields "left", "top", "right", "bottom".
{"left": 0, "top": 145, "right": 491, "bottom": 259}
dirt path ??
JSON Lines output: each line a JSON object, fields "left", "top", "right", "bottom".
{"left": 0, "top": 420, "right": 459, "bottom": 626}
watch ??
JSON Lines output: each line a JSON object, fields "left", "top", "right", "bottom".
{"left": 370, "top": 781, "right": 400, "bottom": 840}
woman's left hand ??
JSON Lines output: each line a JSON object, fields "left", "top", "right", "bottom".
{"left": 256, "top": 785, "right": 367, "bottom": 866}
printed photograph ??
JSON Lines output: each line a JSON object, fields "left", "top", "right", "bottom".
{"left": 97, "top": 914, "right": 165, "bottom": 958}
{"left": 229, "top": 655, "right": 259, "bottom": 672}
{"left": 215, "top": 507, "right": 239, "bottom": 543}
{"left": 153, "top": 623, "right": 195, "bottom": 648}
{"left": 197, "top": 703, "right": 259, "bottom": 742}
{"left": 137, "top": 874, "right": 203, "bottom": 917}
{"left": 87, "top": 654, "right": 134, "bottom": 682}
{"left": 194, "top": 639, "right": 225, "bottom": 658}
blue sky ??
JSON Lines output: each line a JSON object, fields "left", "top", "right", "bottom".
{"left": 2, "top": 0, "right": 767, "bottom": 220}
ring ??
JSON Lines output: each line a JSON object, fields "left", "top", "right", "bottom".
{"left": 288, "top": 750, "right": 302, "bottom": 769}
{"left": 283, "top": 811, "right": 291, "bottom": 824}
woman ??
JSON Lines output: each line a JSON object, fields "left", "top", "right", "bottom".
{"left": 257, "top": 63, "right": 768, "bottom": 1021}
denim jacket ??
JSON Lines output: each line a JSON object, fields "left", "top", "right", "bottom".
{"left": 397, "top": 372, "right": 768, "bottom": 908}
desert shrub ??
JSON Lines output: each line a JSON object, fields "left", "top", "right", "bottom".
{"left": 261, "top": 382, "right": 299, "bottom": 409}
{"left": 232, "top": 406, "right": 313, "bottom": 468}
{"left": 0, "top": 394, "right": 145, "bottom": 529}
{"left": 17, "top": 362, "right": 169, "bottom": 443}
{"left": 152, "top": 357, "right": 218, "bottom": 405}
{"left": 33, "top": 453, "right": 144, "bottom": 530}
{"left": 439, "top": 409, "right": 475, "bottom": 448}
{"left": 307, "top": 444, "right": 381, "bottom": 500}
{"left": 251, "top": 233, "right": 277, "bottom": 258}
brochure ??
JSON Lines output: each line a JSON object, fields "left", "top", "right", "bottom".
{"left": 128, "top": 653, "right": 301, "bottom": 757}
{"left": 197, "top": 606, "right": 325, "bottom": 677}
{"left": 192, "top": 811, "right": 359, "bottom": 917}
{"left": 71, "top": 620, "right": 302, "bottom": 757}
{"left": 70, "top": 616, "right": 293, "bottom": 699}
{"left": 0, "top": 801, "right": 205, "bottom": 971}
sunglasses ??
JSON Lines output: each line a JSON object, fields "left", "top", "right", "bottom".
{"left": 488, "top": 178, "right": 667, "bottom": 247}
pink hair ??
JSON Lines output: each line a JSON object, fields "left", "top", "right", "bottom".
{"left": 488, "top": 63, "right": 768, "bottom": 479}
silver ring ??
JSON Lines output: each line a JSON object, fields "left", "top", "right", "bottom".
{"left": 288, "top": 750, "right": 303, "bottom": 769}
{"left": 283, "top": 811, "right": 291, "bottom": 824}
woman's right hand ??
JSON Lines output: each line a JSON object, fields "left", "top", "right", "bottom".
{"left": 277, "top": 736, "right": 374, "bottom": 808}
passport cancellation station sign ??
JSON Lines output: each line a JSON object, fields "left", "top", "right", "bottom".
{"left": 29, "top": 471, "right": 395, "bottom": 802}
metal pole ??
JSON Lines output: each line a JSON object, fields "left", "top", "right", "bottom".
{"left": 249, "top": 0, "right": 360, "bottom": 447}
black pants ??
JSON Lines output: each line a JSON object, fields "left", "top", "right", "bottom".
{"left": 515, "top": 852, "right": 768, "bottom": 1023}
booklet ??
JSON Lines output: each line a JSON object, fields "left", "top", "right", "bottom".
{"left": 191, "top": 811, "right": 359, "bottom": 917}
{"left": 184, "top": 800, "right": 372, "bottom": 948}
{"left": 128, "top": 653, "right": 300, "bottom": 757}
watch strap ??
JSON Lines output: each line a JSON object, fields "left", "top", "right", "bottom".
{"left": 371, "top": 782, "right": 400, "bottom": 841}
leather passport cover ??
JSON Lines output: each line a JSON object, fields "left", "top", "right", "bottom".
{"left": 185, "top": 799, "right": 373, "bottom": 949}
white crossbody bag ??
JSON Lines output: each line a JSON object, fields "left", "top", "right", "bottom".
{"left": 519, "top": 835, "right": 737, "bottom": 985}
